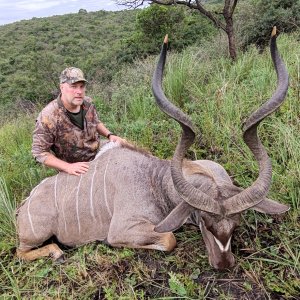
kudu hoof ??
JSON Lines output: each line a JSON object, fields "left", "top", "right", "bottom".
{"left": 53, "top": 254, "right": 66, "bottom": 264}
{"left": 49, "top": 250, "right": 65, "bottom": 263}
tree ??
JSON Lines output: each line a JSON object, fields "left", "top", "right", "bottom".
{"left": 117, "top": 0, "right": 239, "bottom": 60}
{"left": 78, "top": 9, "right": 88, "bottom": 14}
{"left": 116, "top": 4, "right": 215, "bottom": 63}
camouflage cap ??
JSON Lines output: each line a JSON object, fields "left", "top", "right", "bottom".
{"left": 59, "top": 67, "right": 88, "bottom": 84}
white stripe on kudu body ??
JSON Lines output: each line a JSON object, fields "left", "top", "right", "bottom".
{"left": 76, "top": 175, "right": 83, "bottom": 234}
{"left": 54, "top": 174, "right": 59, "bottom": 211}
{"left": 27, "top": 187, "right": 38, "bottom": 239}
{"left": 61, "top": 175, "right": 70, "bottom": 234}
{"left": 103, "top": 151, "right": 113, "bottom": 218}
{"left": 89, "top": 159, "right": 99, "bottom": 220}
{"left": 26, "top": 178, "right": 50, "bottom": 238}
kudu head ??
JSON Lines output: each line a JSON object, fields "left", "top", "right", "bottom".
{"left": 152, "top": 28, "right": 289, "bottom": 270}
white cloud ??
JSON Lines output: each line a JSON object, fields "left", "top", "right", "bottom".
{"left": 15, "top": 0, "right": 61, "bottom": 12}
{"left": 0, "top": 0, "right": 123, "bottom": 25}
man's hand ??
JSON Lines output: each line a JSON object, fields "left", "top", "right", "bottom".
{"left": 43, "top": 153, "right": 90, "bottom": 176}
{"left": 109, "top": 135, "right": 128, "bottom": 145}
{"left": 97, "top": 123, "right": 129, "bottom": 146}
{"left": 65, "top": 162, "right": 90, "bottom": 176}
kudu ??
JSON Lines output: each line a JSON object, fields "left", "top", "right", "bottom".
{"left": 17, "top": 28, "right": 289, "bottom": 269}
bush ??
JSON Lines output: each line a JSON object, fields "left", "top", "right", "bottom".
{"left": 237, "top": 0, "right": 300, "bottom": 49}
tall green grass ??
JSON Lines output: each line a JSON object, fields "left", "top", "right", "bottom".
{"left": 0, "top": 116, "right": 55, "bottom": 199}
{"left": 0, "top": 177, "right": 16, "bottom": 248}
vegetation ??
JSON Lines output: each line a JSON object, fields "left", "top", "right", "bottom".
{"left": 0, "top": 6, "right": 215, "bottom": 115}
{"left": 119, "top": 4, "right": 216, "bottom": 63}
{"left": 120, "top": 0, "right": 300, "bottom": 60}
{"left": 118, "top": 0, "right": 240, "bottom": 60}
{"left": 237, "top": 0, "right": 300, "bottom": 48}
{"left": 0, "top": 9, "right": 139, "bottom": 109}
{"left": 0, "top": 4, "right": 299, "bottom": 299}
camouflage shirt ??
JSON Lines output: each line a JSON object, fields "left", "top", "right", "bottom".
{"left": 32, "top": 94, "right": 101, "bottom": 163}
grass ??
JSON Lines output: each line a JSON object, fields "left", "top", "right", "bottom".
{"left": 0, "top": 31, "right": 299, "bottom": 299}
{"left": 0, "top": 177, "right": 16, "bottom": 243}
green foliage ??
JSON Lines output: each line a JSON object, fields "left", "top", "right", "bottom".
{"left": 0, "top": 177, "right": 16, "bottom": 249}
{"left": 118, "top": 4, "right": 216, "bottom": 63}
{"left": 0, "top": 116, "right": 55, "bottom": 199}
{"left": 0, "top": 261, "right": 22, "bottom": 299}
{"left": 0, "top": 10, "right": 139, "bottom": 106}
{"left": 0, "top": 5, "right": 216, "bottom": 111}
{"left": 168, "top": 271, "right": 188, "bottom": 296}
{"left": 168, "top": 271, "right": 201, "bottom": 297}
{"left": 237, "top": 0, "right": 300, "bottom": 48}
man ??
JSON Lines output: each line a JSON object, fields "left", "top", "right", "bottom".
{"left": 32, "top": 67, "right": 126, "bottom": 176}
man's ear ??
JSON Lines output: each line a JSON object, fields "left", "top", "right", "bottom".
{"left": 252, "top": 198, "right": 290, "bottom": 214}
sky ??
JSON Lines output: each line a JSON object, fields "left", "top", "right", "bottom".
{"left": 0, "top": 0, "right": 132, "bottom": 25}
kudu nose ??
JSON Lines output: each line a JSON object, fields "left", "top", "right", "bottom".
{"left": 210, "top": 253, "right": 235, "bottom": 270}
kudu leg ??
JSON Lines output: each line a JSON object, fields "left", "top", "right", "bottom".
{"left": 17, "top": 243, "right": 64, "bottom": 261}
{"left": 107, "top": 222, "right": 176, "bottom": 252}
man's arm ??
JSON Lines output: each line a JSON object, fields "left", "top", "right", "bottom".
{"left": 43, "top": 153, "right": 89, "bottom": 176}
{"left": 96, "top": 122, "right": 112, "bottom": 139}
{"left": 32, "top": 110, "right": 90, "bottom": 176}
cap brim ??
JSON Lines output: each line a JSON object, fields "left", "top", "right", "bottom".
{"left": 64, "top": 79, "right": 88, "bottom": 84}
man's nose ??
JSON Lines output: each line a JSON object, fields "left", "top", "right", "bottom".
{"left": 74, "top": 87, "right": 83, "bottom": 93}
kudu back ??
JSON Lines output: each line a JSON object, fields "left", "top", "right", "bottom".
{"left": 17, "top": 28, "right": 289, "bottom": 270}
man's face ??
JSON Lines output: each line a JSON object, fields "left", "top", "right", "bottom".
{"left": 60, "top": 81, "right": 86, "bottom": 111}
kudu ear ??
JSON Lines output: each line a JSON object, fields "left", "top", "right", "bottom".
{"left": 154, "top": 202, "right": 194, "bottom": 233}
{"left": 252, "top": 198, "right": 290, "bottom": 215}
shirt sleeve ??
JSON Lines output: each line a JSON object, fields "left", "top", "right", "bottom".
{"left": 93, "top": 105, "right": 101, "bottom": 124}
{"left": 31, "top": 112, "right": 55, "bottom": 164}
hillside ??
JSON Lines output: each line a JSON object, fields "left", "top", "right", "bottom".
{"left": 0, "top": 5, "right": 216, "bottom": 114}
{"left": 0, "top": 9, "right": 138, "bottom": 107}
